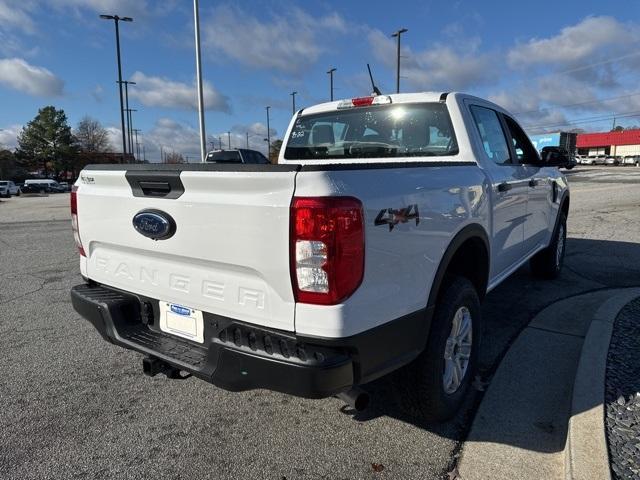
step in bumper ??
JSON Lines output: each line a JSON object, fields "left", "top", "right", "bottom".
{"left": 70, "top": 283, "right": 354, "bottom": 398}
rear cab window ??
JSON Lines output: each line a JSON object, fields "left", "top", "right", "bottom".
{"left": 284, "top": 103, "right": 458, "bottom": 160}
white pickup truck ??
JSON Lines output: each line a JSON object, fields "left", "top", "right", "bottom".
{"left": 70, "top": 92, "right": 570, "bottom": 421}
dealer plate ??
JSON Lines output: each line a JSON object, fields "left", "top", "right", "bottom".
{"left": 159, "top": 302, "right": 204, "bottom": 344}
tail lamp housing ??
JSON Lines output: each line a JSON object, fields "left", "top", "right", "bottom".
{"left": 70, "top": 186, "right": 86, "bottom": 257}
{"left": 290, "top": 197, "right": 365, "bottom": 305}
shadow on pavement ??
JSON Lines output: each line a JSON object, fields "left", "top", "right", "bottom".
{"left": 343, "top": 237, "right": 640, "bottom": 454}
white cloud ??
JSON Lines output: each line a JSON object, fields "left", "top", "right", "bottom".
{"left": 0, "top": 58, "right": 63, "bottom": 96}
{"left": 129, "top": 72, "right": 231, "bottom": 113}
{"left": 143, "top": 118, "right": 201, "bottom": 159}
{"left": 128, "top": 71, "right": 230, "bottom": 112}
{"left": 123, "top": 119, "right": 278, "bottom": 161}
{"left": 507, "top": 16, "right": 640, "bottom": 69}
{"left": 91, "top": 84, "right": 104, "bottom": 102}
{"left": 367, "top": 29, "right": 496, "bottom": 91}
{"left": 202, "top": 5, "right": 347, "bottom": 74}
{"left": 0, "top": 1, "right": 36, "bottom": 33}
{"left": 48, "top": 0, "right": 148, "bottom": 17}
{"left": 215, "top": 122, "right": 275, "bottom": 153}
{"left": 0, "top": 124, "right": 22, "bottom": 150}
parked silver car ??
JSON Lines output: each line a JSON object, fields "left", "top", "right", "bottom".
{"left": 585, "top": 155, "right": 606, "bottom": 165}
{"left": 605, "top": 156, "right": 622, "bottom": 166}
{"left": 622, "top": 155, "right": 640, "bottom": 166}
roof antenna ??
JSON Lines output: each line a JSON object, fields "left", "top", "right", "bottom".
{"left": 367, "top": 63, "right": 382, "bottom": 96}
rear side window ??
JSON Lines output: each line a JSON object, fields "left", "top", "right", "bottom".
{"left": 284, "top": 103, "right": 458, "bottom": 160}
{"left": 469, "top": 105, "right": 510, "bottom": 165}
{"left": 206, "top": 151, "right": 242, "bottom": 163}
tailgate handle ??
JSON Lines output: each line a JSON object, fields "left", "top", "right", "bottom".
{"left": 138, "top": 181, "right": 171, "bottom": 197}
{"left": 125, "top": 171, "right": 185, "bottom": 199}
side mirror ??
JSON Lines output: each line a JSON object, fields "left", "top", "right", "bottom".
{"left": 540, "top": 146, "right": 573, "bottom": 168}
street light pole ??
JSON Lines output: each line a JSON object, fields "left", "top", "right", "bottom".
{"left": 290, "top": 91, "right": 297, "bottom": 114}
{"left": 100, "top": 14, "right": 133, "bottom": 162}
{"left": 118, "top": 80, "right": 136, "bottom": 155}
{"left": 327, "top": 68, "right": 336, "bottom": 101}
{"left": 265, "top": 106, "right": 271, "bottom": 160}
{"left": 193, "top": 0, "right": 207, "bottom": 163}
{"left": 227, "top": 131, "right": 231, "bottom": 149}
{"left": 125, "top": 108, "right": 137, "bottom": 156}
{"left": 246, "top": 131, "right": 249, "bottom": 149}
{"left": 391, "top": 28, "right": 408, "bottom": 94}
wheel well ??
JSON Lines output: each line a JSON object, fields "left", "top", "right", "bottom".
{"left": 427, "top": 228, "right": 490, "bottom": 311}
{"left": 442, "top": 237, "right": 489, "bottom": 301}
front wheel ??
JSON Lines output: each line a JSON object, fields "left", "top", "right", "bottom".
{"left": 393, "top": 276, "right": 481, "bottom": 422}
{"left": 530, "top": 212, "right": 567, "bottom": 279}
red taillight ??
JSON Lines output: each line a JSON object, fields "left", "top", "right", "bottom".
{"left": 70, "top": 186, "right": 86, "bottom": 257}
{"left": 351, "top": 96, "right": 374, "bottom": 107}
{"left": 290, "top": 197, "right": 364, "bottom": 305}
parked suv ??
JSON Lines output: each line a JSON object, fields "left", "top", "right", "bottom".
{"left": 0, "top": 180, "right": 20, "bottom": 197}
{"left": 205, "top": 148, "right": 270, "bottom": 164}
{"left": 70, "top": 92, "right": 570, "bottom": 421}
{"left": 623, "top": 155, "right": 640, "bottom": 166}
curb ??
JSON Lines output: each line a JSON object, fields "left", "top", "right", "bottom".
{"left": 564, "top": 288, "right": 640, "bottom": 480}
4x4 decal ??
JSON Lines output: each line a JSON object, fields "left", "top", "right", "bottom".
{"left": 374, "top": 204, "right": 420, "bottom": 231}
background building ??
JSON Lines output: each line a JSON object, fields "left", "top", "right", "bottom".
{"left": 576, "top": 129, "right": 640, "bottom": 157}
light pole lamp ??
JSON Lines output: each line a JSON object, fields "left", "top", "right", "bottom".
{"left": 327, "top": 68, "right": 336, "bottom": 101}
{"left": 227, "top": 131, "right": 232, "bottom": 149}
{"left": 290, "top": 91, "right": 297, "bottom": 114}
{"left": 391, "top": 28, "right": 408, "bottom": 94}
{"left": 100, "top": 14, "right": 133, "bottom": 162}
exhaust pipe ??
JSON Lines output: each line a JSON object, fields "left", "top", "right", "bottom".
{"left": 337, "top": 386, "right": 370, "bottom": 412}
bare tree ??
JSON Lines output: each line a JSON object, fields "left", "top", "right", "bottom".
{"left": 165, "top": 152, "right": 185, "bottom": 164}
{"left": 75, "top": 116, "right": 111, "bottom": 153}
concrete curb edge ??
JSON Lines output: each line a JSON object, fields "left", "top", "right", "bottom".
{"left": 564, "top": 288, "right": 640, "bottom": 480}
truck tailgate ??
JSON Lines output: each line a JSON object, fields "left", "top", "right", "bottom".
{"left": 76, "top": 165, "right": 298, "bottom": 332}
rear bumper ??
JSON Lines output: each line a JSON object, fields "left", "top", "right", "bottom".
{"left": 71, "top": 283, "right": 432, "bottom": 398}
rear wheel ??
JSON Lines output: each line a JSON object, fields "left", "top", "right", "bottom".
{"left": 530, "top": 212, "right": 567, "bottom": 279}
{"left": 393, "top": 276, "right": 481, "bottom": 422}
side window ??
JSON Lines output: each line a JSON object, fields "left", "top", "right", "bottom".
{"left": 244, "top": 151, "right": 256, "bottom": 164}
{"left": 469, "top": 106, "right": 511, "bottom": 165}
{"left": 503, "top": 115, "right": 539, "bottom": 164}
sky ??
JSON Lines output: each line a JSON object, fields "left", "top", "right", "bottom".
{"left": 1, "top": 0, "right": 640, "bottom": 161}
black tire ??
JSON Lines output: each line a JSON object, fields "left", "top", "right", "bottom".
{"left": 393, "top": 276, "right": 481, "bottom": 422}
{"left": 530, "top": 212, "right": 567, "bottom": 279}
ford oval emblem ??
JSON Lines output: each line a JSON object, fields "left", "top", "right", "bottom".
{"left": 132, "top": 210, "right": 176, "bottom": 240}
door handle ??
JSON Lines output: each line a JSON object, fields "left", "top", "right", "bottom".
{"left": 529, "top": 179, "right": 539, "bottom": 188}
{"left": 497, "top": 182, "right": 512, "bottom": 192}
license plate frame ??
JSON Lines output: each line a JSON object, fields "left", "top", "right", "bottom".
{"left": 158, "top": 302, "right": 204, "bottom": 344}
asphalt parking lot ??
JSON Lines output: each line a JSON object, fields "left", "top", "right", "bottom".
{"left": 1, "top": 167, "right": 639, "bottom": 480}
